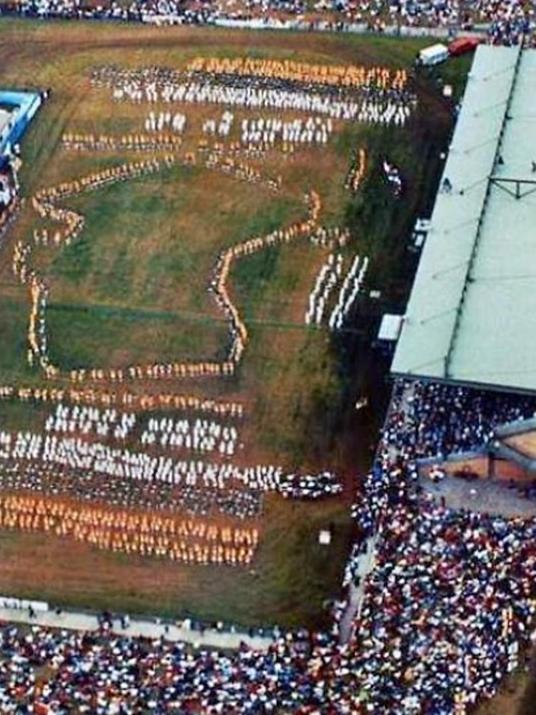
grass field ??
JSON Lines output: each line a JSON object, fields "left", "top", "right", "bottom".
{"left": 0, "top": 18, "right": 470, "bottom": 629}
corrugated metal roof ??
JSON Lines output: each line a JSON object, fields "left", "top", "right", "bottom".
{"left": 392, "top": 45, "right": 536, "bottom": 394}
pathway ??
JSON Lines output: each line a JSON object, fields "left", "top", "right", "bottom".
{"left": 0, "top": 603, "right": 274, "bottom": 651}
{"left": 338, "top": 534, "right": 377, "bottom": 645}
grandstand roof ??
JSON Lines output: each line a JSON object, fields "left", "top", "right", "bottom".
{"left": 392, "top": 45, "right": 536, "bottom": 395}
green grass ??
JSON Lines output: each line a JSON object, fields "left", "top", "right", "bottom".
{"left": 0, "top": 295, "right": 36, "bottom": 383}
{"left": 46, "top": 303, "right": 229, "bottom": 369}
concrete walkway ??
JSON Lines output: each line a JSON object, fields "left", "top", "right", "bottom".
{"left": 0, "top": 605, "right": 274, "bottom": 651}
{"left": 338, "top": 534, "right": 377, "bottom": 645}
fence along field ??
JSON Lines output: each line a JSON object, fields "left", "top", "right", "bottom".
{"left": 0, "top": 20, "right": 459, "bottom": 626}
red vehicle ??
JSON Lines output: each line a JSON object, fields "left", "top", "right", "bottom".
{"left": 448, "top": 36, "right": 481, "bottom": 56}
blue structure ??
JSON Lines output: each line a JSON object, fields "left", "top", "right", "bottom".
{"left": 0, "top": 89, "right": 42, "bottom": 157}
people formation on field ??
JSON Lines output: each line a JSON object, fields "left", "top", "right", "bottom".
{"left": 305, "top": 250, "right": 370, "bottom": 330}
{"left": 16, "top": 161, "right": 312, "bottom": 382}
{"left": 9, "top": 54, "right": 414, "bottom": 393}
{"left": 0, "top": 425, "right": 342, "bottom": 494}
{"left": 0, "top": 493, "right": 259, "bottom": 565}
{"left": 0, "top": 455, "right": 264, "bottom": 518}
{"left": 93, "top": 62, "right": 414, "bottom": 127}
{"left": 43, "top": 404, "right": 241, "bottom": 456}
{"left": 0, "top": 412, "right": 342, "bottom": 526}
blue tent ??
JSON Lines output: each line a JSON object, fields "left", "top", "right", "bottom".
{"left": 0, "top": 89, "right": 42, "bottom": 156}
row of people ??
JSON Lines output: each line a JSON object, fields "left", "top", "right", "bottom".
{"left": 35, "top": 156, "right": 171, "bottom": 205}
{"left": 328, "top": 254, "right": 369, "bottom": 331}
{"left": 10, "top": 0, "right": 536, "bottom": 44}
{"left": 0, "top": 427, "right": 340, "bottom": 496}
{"left": 105, "top": 76, "right": 414, "bottom": 125}
{"left": 198, "top": 136, "right": 270, "bottom": 159}
{"left": 61, "top": 131, "right": 183, "bottom": 151}
{"left": 0, "top": 459, "right": 263, "bottom": 518}
{"left": 203, "top": 149, "right": 281, "bottom": 191}
{"left": 0, "top": 493, "right": 258, "bottom": 542}
{"left": 187, "top": 56, "right": 409, "bottom": 91}
{"left": 305, "top": 251, "right": 344, "bottom": 326}
{"left": 11, "top": 240, "right": 32, "bottom": 284}
{"left": 27, "top": 277, "right": 49, "bottom": 371}
{"left": 68, "top": 359, "right": 235, "bottom": 383}
{"left": 0, "top": 494, "right": 258, "bottom": 565}
{"left": 0, "top": 384, "right": 245, "bottom": 417}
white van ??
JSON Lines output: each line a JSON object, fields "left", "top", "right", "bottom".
{"left": 417, "top": 44, "right": 449, "bottom": 67}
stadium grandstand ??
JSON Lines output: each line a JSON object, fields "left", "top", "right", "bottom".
{"left": 392, "top": 45, "right": 536, "bottom": 395}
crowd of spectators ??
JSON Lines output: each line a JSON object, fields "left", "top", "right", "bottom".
{"left": 3, "top": 0, "right": 536, "bottom": 45}
{"left": 383, "top": 379, "right": 536, "bottom": 459}
{"left": 346, "top": 491, "right": 535, "bottom": 713}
